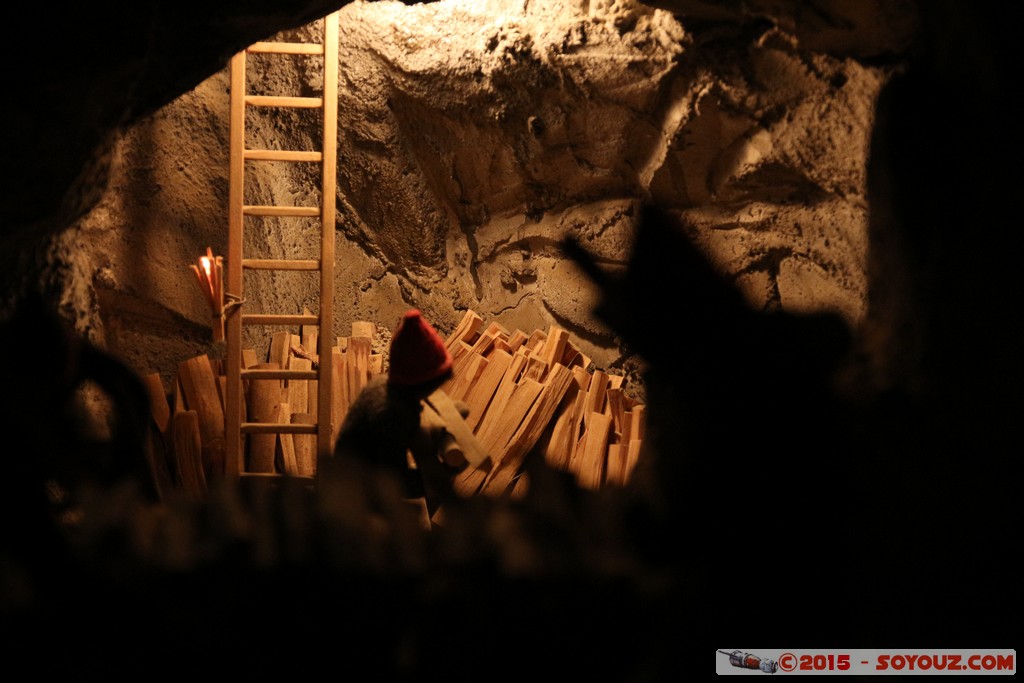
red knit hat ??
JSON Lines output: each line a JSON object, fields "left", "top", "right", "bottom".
{"left": 387, "top": 309, "right": 453, "bottom": 386}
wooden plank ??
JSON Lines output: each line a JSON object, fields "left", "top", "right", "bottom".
{"left": 242, "top": 349, "right": 259, "bottom": 369}
{"left": 443, "top": 328, "right": 497, "bottom": 394}
{"left": 452, "top": 465, "right": 487, "bottom": 499}
{"left": 606, "top": 387, "right": 626, "bottom": 434}
{"left": 481, "top": 364, "right": 575, "bottom": 496}
{"left": 608, "top": 374, "right": 626, "bottom": 390}
{"left": 605, "top": 444, "right": 625, "bottom": 487}
{"left": 425, "top": 389, "right": 491, "bottom": 471}
{"left": 576, "top": 411, "right": 612, "bottom": 491}
{"left": 287, "top": 357, "right": 311, "bottom": 414}
{"left": 444, "top": 310, "right": 483, "bottom": 351}
{"left": 524, "top": 328, "right": 547, "bottom": 353}
{"left": 332, "top": 349, "right": 346, "bottom": 444}
{"left": 141, "top": 373, "right": 174, "bottom": 501}
{"left": 246, "top": 362, "right": 281, "bottom": 473}
{"left": 301, "top": 307, "right": 317, "bottom": 354}
{"left": 241, "top": 368, "right": 318, "bottom": 381}
{"left": 268, "top": 329, "right": 292, "bottom": 370}
{"left": 630, "top": 405, "right": 646, "bottom": 441}
{"left": 621, "top": 410, "right": 634, "bottom": 444}
{"left": 349, "top": 336, "right": 371, "bottom": 398}
{"left": 462, "top": 349, "right": 512, "bottom": 430}
{"left": 584, "top": 370, "right": 608, "bottom": 418}
{"left": 472, "top": 350, "right": 528, "bottom": 443}
{"left": 178, "top": 354, "right": 226, "bottom": 480}
{"left": 172, "top": 410, "right": 207, "bottom": 498}
{"left": 625, "top": 439, "right": 642, "bottom": 483}
{"left": 506, "top": 330, "right": 529, "bottom": 354}
{"left": 242, "top": 205, "right": 321, "bottom": 217}
{"left": 370, "top": 354, "right": 383, "bottom": 376}
{"left": 337, "top": 336, "right": 349, "bottom": 353}
{"left": 276, "top": 402, "right": 299, "bottom": 476}
{"left": 448, "top": 352, "right": 488, "bottom": 403}
{"left": 478, "top": 377, "right": 543, "bottom": 460}
{"left": 291, "top": 413, "right": 317, "bottom": 477}
{"left": 351, "top": 321, "right": 375, "bottom": 340}
{"left": 141, "top": 373, "right": 170, "bottom": 434}
{"left": 523, "top": 356, "right": 547, "bottom": 382}
{"left": 543, "top": 383, "right": 585, "bottom": 470}
{"left": 540, "top": 326, "right": 568, "bottom": 369}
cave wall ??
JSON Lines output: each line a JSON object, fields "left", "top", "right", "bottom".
{"left": 33, "top": 0, "right": 913, "bottom": 395}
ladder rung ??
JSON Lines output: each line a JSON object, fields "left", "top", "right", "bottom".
{"left": 244, "top": 149, "right": 323, "bottom": 162}
{"left": 245, "top": 95, "right": 323, "bottom": 108}
{"left": 242, "top": 314, "right": 320, "bottom": 326}
{"left": 243, "top": 205, "right": 321, "bottom": 217}
{"left": 241, "top": 423, "right": 319, "bottom": 435}
{"left": 247, "top": 42, "right": 324, "bottom": 55}
{"left": 241, "top": 369, "right": 319, "bottom": 381}
{"left": 243, "top": 259, "right": 320, "bottom": 271}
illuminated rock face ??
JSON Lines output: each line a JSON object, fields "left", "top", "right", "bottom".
{"left": 10, "top": 0, "right": 915, "bottom": 396}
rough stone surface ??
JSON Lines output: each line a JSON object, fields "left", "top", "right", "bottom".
{"left": 13, "top": 0, "right": 911, "bottom": 403}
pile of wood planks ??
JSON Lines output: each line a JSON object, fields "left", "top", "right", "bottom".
{"left": 441, "top": 310, "right": 645, "bottom": 499}
{"left": 144, "top": 309, "right": 644, "bottom": 501}
{"left": 144, "top": 318, "right": 383, "bottom": 498}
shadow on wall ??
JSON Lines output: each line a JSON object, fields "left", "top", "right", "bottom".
{"left": 0, "top": 1, "right": 1017, "bottom": 675}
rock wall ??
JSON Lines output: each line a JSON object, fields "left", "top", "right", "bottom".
{"left": 49, "top": 0, "right": 905, "bottom": 397}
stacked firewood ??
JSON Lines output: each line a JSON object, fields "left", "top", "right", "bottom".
{"left": 143, "top": 317, "right": 384, "bottom": 499}
{"left": 441, "top": 310, "right": 645, "bottom": 499}
{"left": 145, "top": 310, "right": 644, "bottom": 500}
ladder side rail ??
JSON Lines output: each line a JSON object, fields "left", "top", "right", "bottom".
{"left": 225, "top": 50, "right": 247, "bottom": 478}
{"left": 317, "top": 11, "right": 339, "bottom": 464}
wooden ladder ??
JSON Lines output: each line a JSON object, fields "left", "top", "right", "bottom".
{"left": 224, "top": 11, "right": 339, "bottom": 478}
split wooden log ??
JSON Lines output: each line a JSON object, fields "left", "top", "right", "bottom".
{"left": 478, "top": 377, "right": 543, "bottom": 459}
{"left": 447, "top": 352, "right": 488, "bottom": 403}
{"left": 444, "top": 310, "right": 483, "bottom": 352}
{"left": 506, "top": 330, "right": 529, "bottom": 354}
{"left": 543, "top": 382, "right": 586, "bottom": 471}
{"left": 575, "top": 410, "right": 613, "bottom": 490}
{"left": 539, "top": 326, "right": 568, "bottom": 370}
{"left": 291, "top": 413, "right": 317, "bottom": 477}
{"left": 351, "top": 320, "right": 375, "bottom": 340}
{"left": 141, "top": 372, "right": 174, "bottom": 500}
{"left": 605, "top": 443, "right": 625, "bottom": 487}
{"left": 287, "top": 357, "right": 310, "bottom": 414}
{"left": 247, "top": 362, "right": 282, "bottom": 473}
{"left": 462, "top": 349, "right": 512, "bottom": 430}
{"left": 480, "top": 363, "right": 575, "bottom": 496}
{"left": 472, "top": 349, "right": 528, "bottom": 446}
{"left": 269, "top": 331, "right": 292, "bottom": 372}
{"left": 331, "top": 348, "right": 346, "bottom": 445}
{"left": 177, "top": 354, "right": 226, "bottom": 480}
{"left": 172, "top": 409, "right": 206, "bottom": 498}
{"left": 275, "top": 401, "right": 299, "bottom": 476}
{"left": 349, "top": 336, "right": 371, "bottom": 398}
{"left": 624, "top": 439, "right": 642, "bottom": 484}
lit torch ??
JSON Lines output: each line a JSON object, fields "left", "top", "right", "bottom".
{"left": 190, "top": 247, "right": 225, "bottom": 342}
